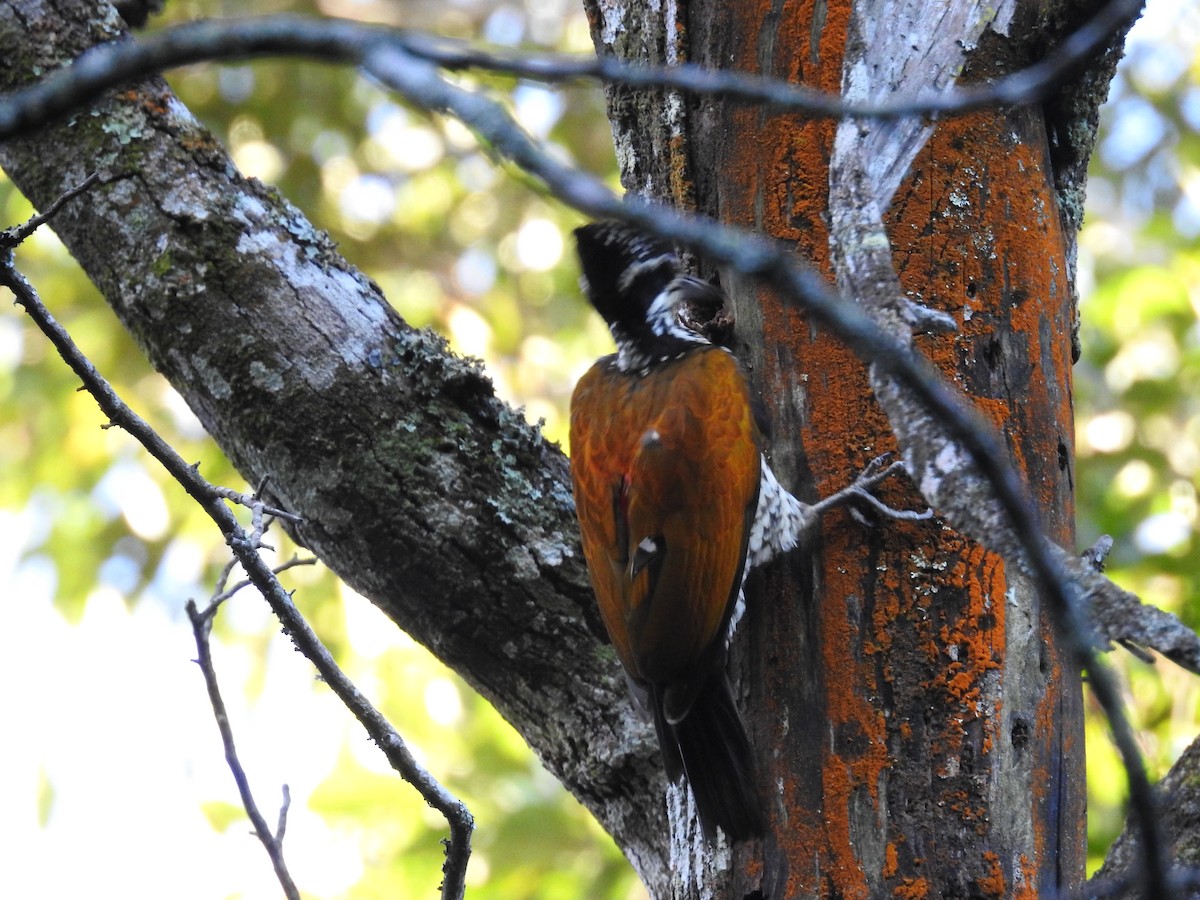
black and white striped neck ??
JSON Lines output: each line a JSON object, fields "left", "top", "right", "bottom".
{"left": 574, "top": 222, "right": 717, "bottom": 374}
{"left": 611, "top": 282, "right": 710, "bottom": 374}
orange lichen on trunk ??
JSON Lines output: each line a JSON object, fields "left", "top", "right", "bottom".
{"left": 977, "top": 851, "right": 1007, "bottom": 896}
{"left": 683, "top": 0, "right": 1082, "bottom": 893}
{"left": 884, "top": 841, "right": 900, "bottom": 878}
{"left": 923, "top": 541, "right": 1005, "bottom": 714}
{"left": 894, "top": 877, "right": 931, "bottom": 899}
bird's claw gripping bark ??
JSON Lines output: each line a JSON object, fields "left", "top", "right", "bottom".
{"left": 818, "top": 452, "right": 933, "bottom": 526}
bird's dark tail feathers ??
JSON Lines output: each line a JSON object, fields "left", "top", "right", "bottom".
{"left": 652, "top": 672, "right": 764, "bottom": 841}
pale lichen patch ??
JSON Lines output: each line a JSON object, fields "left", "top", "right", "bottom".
{"left": 248, "top": 359, "right": 285, "bottom": 392}
{"left": 189, "top": 352, "right": 232, "bottom": 400}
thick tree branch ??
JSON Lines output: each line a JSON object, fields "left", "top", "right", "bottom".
{"left": 1071, "top": 541, "right": 1200, "bottom": 675}
{"left": 1089, "top": 732, "right": 1200, "bottom": 898}
{"left": 823, "top": 0, "right": 1163, "bottom": 892}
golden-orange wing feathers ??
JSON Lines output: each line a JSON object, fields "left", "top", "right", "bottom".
{"left": 570, "top": 221, "right": 767, "bottom": 840}
{"left": 569, "top": 347, "right": 761, "bottom": 692}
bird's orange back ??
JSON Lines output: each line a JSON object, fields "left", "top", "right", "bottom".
{"left": 569, "top": 346, "right": 762, "bottom": 690}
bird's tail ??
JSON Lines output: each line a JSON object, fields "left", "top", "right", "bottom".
{"left": 652, "top": 672, "right": 764, "bottom": 841}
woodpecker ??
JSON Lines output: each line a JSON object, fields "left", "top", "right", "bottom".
{"left": 569, "top": 221, "right": 808, "bottom": 841}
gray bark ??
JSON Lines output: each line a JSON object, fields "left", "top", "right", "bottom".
{"left": 1091, "top": 732, "right": 1200, "bottom": 897}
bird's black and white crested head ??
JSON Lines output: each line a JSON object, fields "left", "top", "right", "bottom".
{"left": 575, "top": 222, "right": 679, "bottom": 328}
{"left": 575, "top": 221, "right": 712, "bottom": 371}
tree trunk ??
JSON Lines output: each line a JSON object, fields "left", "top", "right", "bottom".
{"left": 585, "top": 0, "right": 1125, "bottom": 894}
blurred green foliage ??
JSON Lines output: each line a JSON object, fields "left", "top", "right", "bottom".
{"left": 1076, "top": 4, "right": 1200, "bottom": 870}
{"left": 1, "top": 0, "right": 1197, "bottom": 894}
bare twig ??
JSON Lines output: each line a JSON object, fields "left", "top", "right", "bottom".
{"left": 211, "top": 482, "right": 305, "bottom": 524}
{"left": 211, "top": 556, "right": 241, "bottom": 603}
{"left": 0, "top": 0, "right": 1140, "bottom": 141}
{"left": 186, "top": 596, "right": 302, "bottom": 900}
{"left": 0, "top": 195, "right": 474, "bottom": 900}
{"left": 181, "top": 502, "right": 313, "bottom": 897}
{"left": 1062, "top": 544, "right": 1200, "bottom": 676}
{"left": 210, "top": 556, "right": 317, "bottom": 609}
{"left": 413, "top": 0, "right": 1140, "bottom": 117}
{"left": 1082, "top": 534, "right": 1116, "bottom": 573}
{"left": 275, "top": 784, "right": 292, "bottom": 845}
{"left": 0, "top": 172, "right": 100, "bottom": 247}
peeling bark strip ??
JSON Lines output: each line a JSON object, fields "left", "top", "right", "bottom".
{"left": 0, "top": 0, "right": 677, "bottom": 888}
{"left": 581, "top": 0, "right": 1114, "bottom": 893}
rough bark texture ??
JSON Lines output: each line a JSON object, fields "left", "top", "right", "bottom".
{"left": 0, "top": 0, "right": 672, "bottom": 888}
{"left": 583, "top": 0, "right": 1130, "bottom": 895}
{"left": 1091, "top": 731, "right": 1200, "bottom": 897}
